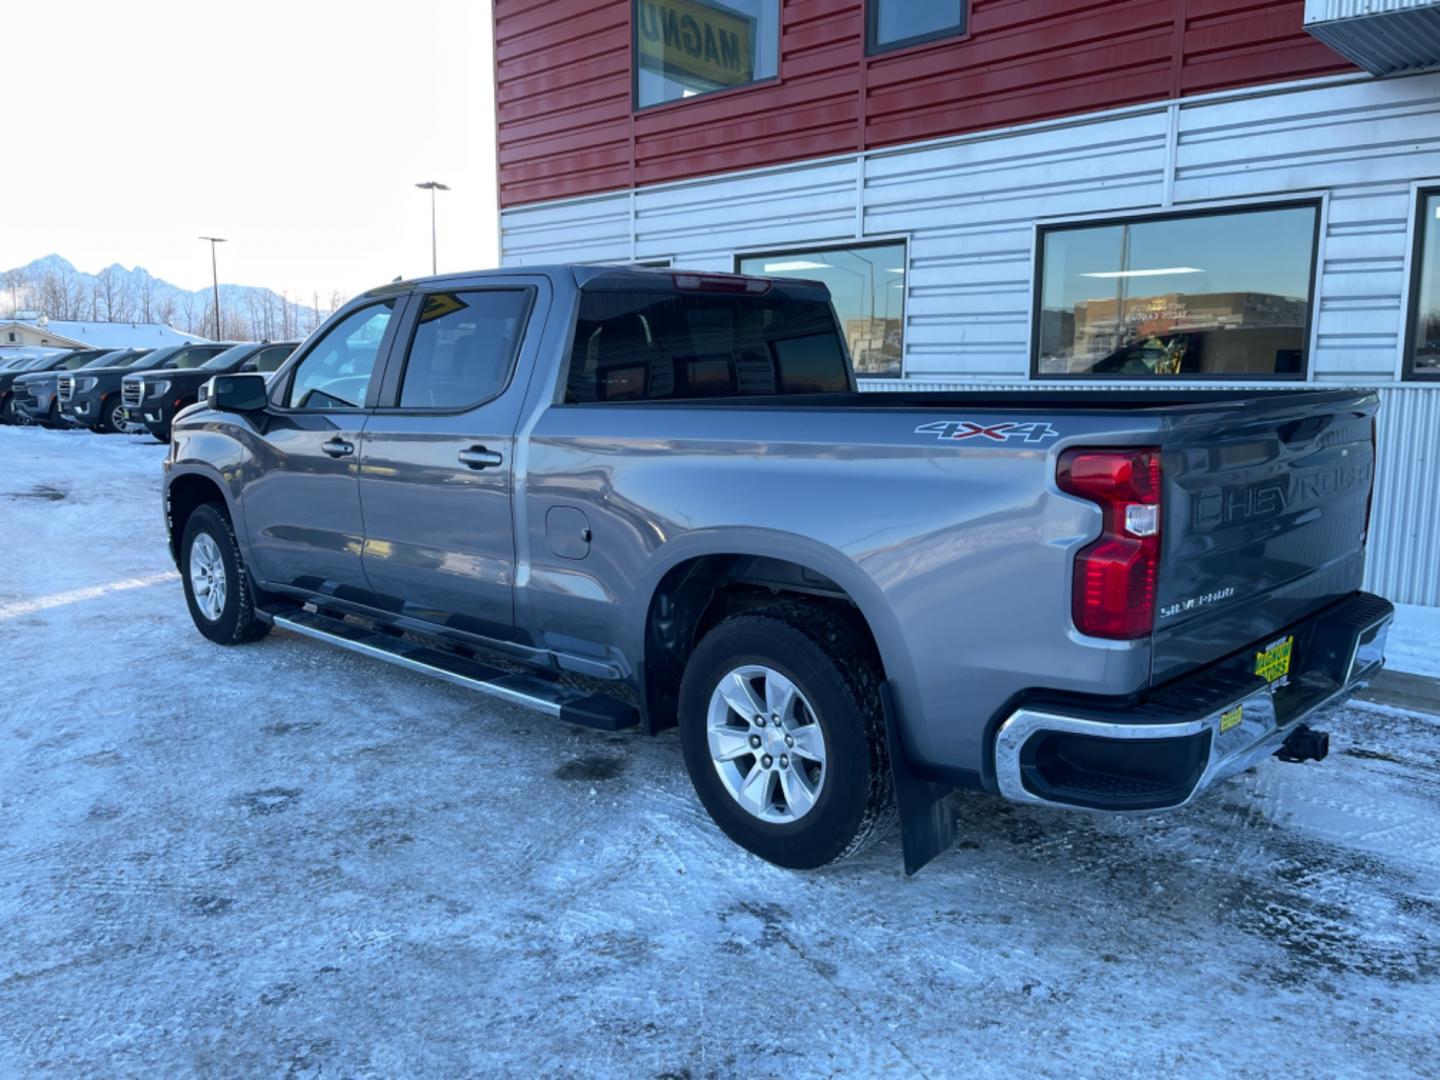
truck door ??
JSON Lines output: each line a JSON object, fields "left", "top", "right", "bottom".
{"left": 356, "top": 281, "right": 545, "bottom": 642}
{"left": 240, "top": 297, "right": 401, "bottom": 601}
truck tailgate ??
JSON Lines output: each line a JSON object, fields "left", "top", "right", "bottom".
{"left": 1152, "top": 389, "right": 1378, "bottom": 686}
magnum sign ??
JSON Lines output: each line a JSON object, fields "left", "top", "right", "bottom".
{"left": 636, "top": 0, "right": 757, "bottom": 91}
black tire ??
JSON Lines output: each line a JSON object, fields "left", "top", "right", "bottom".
{"left": 0, "top": 397, "right": 17, "bottom": 425}
{"left": 151, "top": 425, "right": 171, "bottom": 443}
{"left": 40, "top": 402, "right": 61, "bottom": 429}
{"left": 678, "top": 603, "right": 895, "bottom": 869}
{"left": 95, "top": 397, "right": 126, "bottom": 434}
{"left": 180, "top": 503, "right": 271, "bottom": 645}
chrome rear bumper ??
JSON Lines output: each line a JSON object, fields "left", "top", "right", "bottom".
{"left": 993, "top": 593, "right": 1392, "bottom": 812}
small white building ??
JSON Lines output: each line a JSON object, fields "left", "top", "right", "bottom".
{"left": 0, "top": 314, "right": 205, "bottom": 352}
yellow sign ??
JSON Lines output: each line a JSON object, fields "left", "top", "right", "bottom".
{"left": 419, "top": 292, "right": 467, "bottom": 324}
{"left": 635, "top": 0, "right": 756, "bottom": 91}
{"left": 1220, "top": 705, "right": 1244, "bottom": 734}
{"left": 1254, "top": 635, "right": 1294, "bottom": 685}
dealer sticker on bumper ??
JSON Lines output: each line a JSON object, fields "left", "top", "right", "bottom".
{"left": 1255, "top": 635, "right": 1294, "bottom": 686}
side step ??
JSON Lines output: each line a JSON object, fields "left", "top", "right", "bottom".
{"left": 272, "top": 609, "right": 638, "bottom": 731}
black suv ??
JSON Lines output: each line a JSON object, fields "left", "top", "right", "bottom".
{"left": 1, "top": 349, "right": 112, "bottom": 424}
{"left": 123, "top": 341, "right": 297, "bottom": 441}
{"left": 60, "top": 343, "right": 232, "bottom": 434}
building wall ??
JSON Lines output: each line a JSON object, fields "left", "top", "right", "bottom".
{"left": 499, "top": 71, "right": 1440, "bottom": 605}
{"left": 494, "top": 0, "right": 1352, "bottom": 207}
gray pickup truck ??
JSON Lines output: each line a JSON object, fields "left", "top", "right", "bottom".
{"left": 164, "top": 266, "right": 1393, "bottom": 873}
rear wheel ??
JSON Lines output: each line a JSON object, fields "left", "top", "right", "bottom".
{"left": 0, "top": 397, "right": 18, "bottom": 425}
{"left": 151, "top": 424, "right": 171, "bottom": 443}
{"left": 181, "top": 503, "right": 271, "bottom": 645}
{"left": 678, "top": 603, "right": 894, "bottom": 869}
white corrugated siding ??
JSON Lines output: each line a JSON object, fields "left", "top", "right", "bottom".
{"left": 501, "top": 71, "right": 1440, "bottom": 605}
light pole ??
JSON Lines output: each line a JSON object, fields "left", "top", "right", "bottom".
{"left": 414, "top": 181, "right": 450, "bottom": 275}
{"left": 198, "top": 236, "right": 226, "bottom": 339}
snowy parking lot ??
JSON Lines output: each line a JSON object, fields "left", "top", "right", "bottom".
{"left": 2, "top": 425, "right": 1439, "bottom": 1077}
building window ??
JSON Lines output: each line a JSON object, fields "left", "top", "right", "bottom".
{"left": 1407, "top": 188, "right": 1440, "bottom": 380}
{"left": 1034, "top": 202, "right": 1321, "bottom": 380}
{"left": 737, "top": 242, "right": 906, "bottom": 378}
{"left": 867, "top": 0, "right": 967, "bottom": 54}
{"left": 634, "top": 0, "right": 778, "bottom": 109}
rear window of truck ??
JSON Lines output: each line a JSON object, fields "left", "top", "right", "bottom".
{"left": 565, "top": 289, "right": 850, "bottom": 402}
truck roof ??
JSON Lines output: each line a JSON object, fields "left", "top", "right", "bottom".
{"left": 364, "top": 264, "right": 827, "bottom": 297}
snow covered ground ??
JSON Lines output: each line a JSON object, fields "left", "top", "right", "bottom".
{"left": 1, "top": 425, "right": 1438, "bottom": 1078}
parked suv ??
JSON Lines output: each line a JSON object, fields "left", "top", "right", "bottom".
{"left": 123, "top": 340, "right": 297, "bottom": 441}
{"left": 60, "top": 343, "right": 231, "bottom": 434}
{"left": 2, "top": 349, "right": 114, "bottom": 424}
{"left": 164, "top": 267, "right": 1392, "bottom": 873}
{"left": 13, "top": 349, "right": 145, "bottom": 427}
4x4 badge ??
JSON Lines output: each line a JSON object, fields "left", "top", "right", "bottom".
{"left": 915, "top": 420, "right": 1060, "bottom": 444}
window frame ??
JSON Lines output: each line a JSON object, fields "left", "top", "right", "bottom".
{"left": 631, "top": 0, "right": 780, "bottom": 113}
{"left": 269, "top": 295, "right": 406, "bottom": 412}
{"left": 374, "top": 285, "right": 538, "bottom": 414}
{"left": 733, "top": 236, "right": 910, "bottom": 380}
{"left": 865, "top": 0, "right": 970, "bottom": 56}
{"left": 1029, "top": 198, "right": 1325, "bottom": 383}
{"left": 1403, "top": 184, "right": 1440, "bottom": 382}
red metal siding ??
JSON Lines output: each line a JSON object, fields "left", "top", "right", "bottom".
{"left": 494, "top": 0, "right": 1354, "bottom": 207}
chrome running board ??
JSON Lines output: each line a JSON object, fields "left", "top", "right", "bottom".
{"left": 272, "top": 609, "right": 638, "bottom": 731}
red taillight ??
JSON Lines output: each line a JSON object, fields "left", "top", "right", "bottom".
{"left": 1057, "top": 448, "right": 1162, "bottom": 640}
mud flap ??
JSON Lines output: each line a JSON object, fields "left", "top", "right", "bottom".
{"left": 881, "top": 682, "right": 956, "bottom": 876}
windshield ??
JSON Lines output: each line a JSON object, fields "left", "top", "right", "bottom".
{"left": 198, "top": 343, "right": 258, "bottom": 371}
{"left": 120, "top": 350, "right": 158, "bottom": 369}
{"left": 167, "top": 344, "right": 231, "bottom": 370}
{"left": 64, "top": 351, "right": 108, "bottom": 369}
{"left": 83, "top": 351, "right": 129, "bottom": 368}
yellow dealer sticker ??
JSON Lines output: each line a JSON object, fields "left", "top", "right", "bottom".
{"left": 1255, "top": 635, "right": 1294, "bottom": 685}
{"left": 1220, "top": 705, "right": 1244, "bottom": 733}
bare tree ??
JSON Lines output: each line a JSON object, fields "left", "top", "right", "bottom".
{"left": 137, "top": 274, "right": 155, "bottom": 322}
{"left": 155, "top": 293, "right": 177, "bottom": 328}
{"left": 3, "top": 268, "right": 31, "bottom": 317}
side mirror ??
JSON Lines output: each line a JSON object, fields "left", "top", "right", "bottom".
{"left": 210, "top": 372, "right": 269, "bottom": 412}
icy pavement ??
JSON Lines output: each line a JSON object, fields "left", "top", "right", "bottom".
{"left": 1, "top": 425, "right": 1438, "bottom": 1079}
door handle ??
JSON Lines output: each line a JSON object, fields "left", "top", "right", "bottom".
{"left": 458, "top": 446, "right": 504, "bottom": 470}
{"left": 322, "top": 437, "right": 355, "bottom": 458}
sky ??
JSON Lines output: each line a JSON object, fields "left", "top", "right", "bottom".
{"left": 2, "top": 0, "right": 498, "bottom": 304}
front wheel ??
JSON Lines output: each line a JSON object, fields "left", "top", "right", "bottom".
{"left": 181, "top": 503, "right": 271, "bottom": 645}
{"left": 678, "top": 604, "right": 895, "bottom": 869}
{"left": 95, "top": 397, "right": 127, "bottom": 434}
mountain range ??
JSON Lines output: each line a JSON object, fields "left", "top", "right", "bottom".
{"left": 2, "top": 254, "right": 336, "bottom": 340}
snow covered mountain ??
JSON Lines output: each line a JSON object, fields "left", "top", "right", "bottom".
{"left": 2, "top": 255, "right": 336, "bottom": 341}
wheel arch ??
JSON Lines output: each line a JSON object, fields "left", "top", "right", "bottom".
{"left": 630, "top": 530, "right": 916, "bottom": 737}
{"left": 165, "top": 466, "right": 239, "bottom": 566}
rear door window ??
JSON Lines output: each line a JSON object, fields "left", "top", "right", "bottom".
{"left": 566, "top": 288, "right": 849, "bottom": 402}
{"left": 247, "top": 344, "right": 296, "bottom": 373}
{"left": 395, "top": 290, "right": 531, "bottom": 409}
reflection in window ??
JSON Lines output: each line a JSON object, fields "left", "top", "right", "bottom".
{"left": 634, "top": 0, "right": 777, "bottom": 108}
{"left": 868, "top": 0, "right": 966, "bottom": 54}
{"left": 1410, "top": 190, "right": 1440, "bottom": 379}
{"left": 1036, "top": 205, "right": 1318, "bottom": 379}
{"left": 738, "top": 243, "right": 906, "bottom": 378}
{"left": 286, "top": 300, "right": 394, "bottom": 408}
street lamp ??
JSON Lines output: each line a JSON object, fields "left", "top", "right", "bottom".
{"left": 414, "top": 181, "right": 451, "bottom": 275}
{"left": 198, "top": 236, "right": 226, "bottom": 340}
